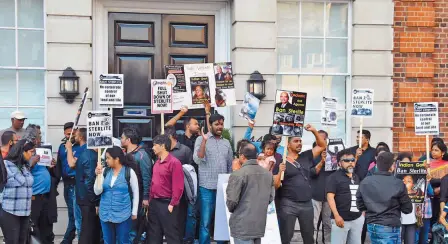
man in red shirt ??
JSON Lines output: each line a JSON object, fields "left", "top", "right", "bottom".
{"left": 1, "top": 131, "right": 17, "bottom": 158}
{"left": 148, "top": 134, "right": 185, "bottom": 244}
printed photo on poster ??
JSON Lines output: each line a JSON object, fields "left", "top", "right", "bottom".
{"left": 184, "top": 63, "right": 216, "bottom": 109}
{"left": 395, "top": 161, "right": 427, "bottom": 204}
{"left": 190, "top": 77, "right": 211, "bottom": 105}
{"left": 321, "top": 97, "right": 338, "bottom": 127}
{"left": 151, "top": 79, "right": 173, "bottom": 114}
{"left": 36, "top": 148, "right": 52, "bottom": 166}
{"left": 98, "top": 74, "right": 124, "bottom": 108}
{"left": 414, "top": 102, "right": 440, "bottom": 136}
{"left": 214, "top": 62, "right": 236, "bottom": 107}
{"left": 87, "top": 111, "right": 113, "bottom": 149}
{"left": 351, "top": 89, "right": 374, "bottom": 117}
{"left": 272, "top": 90, "right": 307, "bottom": 137}
{"left": 165, "top": 65, "right": 190, "bottom": 110}
{"left": 327, "top": 139, "right": 345, "bottom": 171}
{"left": 239, "top": 92, "right": 260, "bottom": 124}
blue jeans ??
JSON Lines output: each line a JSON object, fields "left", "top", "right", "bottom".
{"left": 73, "top": 195, "right": 82, "bottom": 240}
{"left": 184, "top": 201, "right": 198, "bottom": 243}
{"left": 367, "top": 224, "right": 401, "bottom": 244}
{"left": 101, "top": 217, "right": 132, "bottom": 244}
{"left": 199, "top": 187, "right": 225, "bottom": 244}
{"left": 415, "top": 218, "right": 431, "bottom": 244}
{"left": 63, "top": 184, "right": 76, "bottom": 242}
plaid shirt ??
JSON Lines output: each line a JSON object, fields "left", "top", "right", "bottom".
{"left": 193, "top": 133, "right": 233, "bottom": 190}
{"left": 2, "top": 160, "right": 33, "bottom": 216}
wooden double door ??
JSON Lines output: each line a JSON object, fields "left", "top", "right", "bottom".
{"left": 108, "top": 13, "right": 215, "bottom": 143}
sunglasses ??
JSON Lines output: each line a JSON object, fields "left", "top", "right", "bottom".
{"left": 341, "top": 158, "right": 356, "bottom": 163}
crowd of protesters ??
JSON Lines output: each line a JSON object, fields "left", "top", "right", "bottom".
{"left": 2, "top": 107, "right": 448, "bottom": 244}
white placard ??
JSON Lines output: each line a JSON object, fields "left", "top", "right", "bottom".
{"left": 99, "top": 74, "right": 124, "bottom": 108}
{"left": 36, "top": 148, "right": 52, "bottom": 166}
{"left": 150, "top": 79, "right": 173, "bottom": 114}
{"left": 222, "top": 183, "right": 281, "bottom": 244}
{"left": 321, "top": 97, "right": 338, "bottom": 126}
{"left": 184, "top": 63, "right": 216, "bottom": 109}
{"left": 87, "top": 111, "right": 113, "bottom": 149}
{"left": 351, "top": 89, "right": 374, "bottom": 117}
{"left": 414, "top": 102, "right": 439, "bottom": 135}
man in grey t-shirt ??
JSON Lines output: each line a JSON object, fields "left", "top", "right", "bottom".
{"left": 0, "top": 111, "right": 27, "bottom": 145}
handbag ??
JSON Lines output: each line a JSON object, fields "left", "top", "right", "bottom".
{"left": 27, "top": 219, "right": 42, "bottom": 244}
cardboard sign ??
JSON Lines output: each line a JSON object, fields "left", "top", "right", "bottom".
{"left": 327, "top": 138, "right": 345, "bottom": 171}
{"left": 351, "top": 89, "right": 374, "bottom": 117}
{"left": 165, "top": 65, "right": 187, "bottom": 110}
{"left": 87, "top": 111, "right": 113, "bottom": 149}
{"left": 414, "top": 102, "right": 439, "bottom": 135}
{"left": 98, "top": 74, "right": 124, "bottom": 108}
{"left": 184, "top": 63, "right": 216, "bottom": 109}
{"left": 151, "top": 79, "right": 173, "bottom": 114}
{"left": 239, "top": 92, "right": 260, "bottom": 124}
{"left": 214, "top": 62, "right": 236, "bottom": 107}
{"left": 395, "top": 161, "right": 427, "bottom": 204}
{"left": 321, "top": 97, "right": 338, "bottom": 127}
{"left": 272, "top": 90, "right": 307, "bottom": 137}
{"left": 36, "top": 148, "right": 52, "bottom": 166}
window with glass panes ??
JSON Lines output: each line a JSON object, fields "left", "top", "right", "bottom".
{"left": 0, "top": 0, "right": 45, "bottom": 138}
{"left": 277, "top": 0, "right": 350, "bottom": 144}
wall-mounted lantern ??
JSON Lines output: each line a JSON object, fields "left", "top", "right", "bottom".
{"left": 59, "top": 67, "right": 80, "bottom": 104}
{"left": 247, "top": 70, "right": 266, "bottom": 100}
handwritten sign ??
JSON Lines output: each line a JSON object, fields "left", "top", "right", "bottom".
{"left": 87, "top": 111, "right": 113, "bottom": 149}
{"left": 99, "top": 74, "right": 123, "bottom": 108}
{"left": 272, "top": 90, "right": 307, "bottom": 137}
{"left": 351, "top": 89, "right": 374, "bottom": 117}
{"left": 414, "top": 102, "right": 439, "bottom": 136}
{"left": 151, "top": 79, "right": 173, "bottom": 114}
{"left": 395, "top": 162, "right": 427, "bottom": 204}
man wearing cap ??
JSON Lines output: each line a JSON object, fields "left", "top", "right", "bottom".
{"left": 0, "top": 111, "right": 27, "bottom": 143}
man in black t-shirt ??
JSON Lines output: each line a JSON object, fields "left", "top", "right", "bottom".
{"left": 326, "top": 149, "right": 363, "bottom": 244}
{"left": 348, "top": 130, "right": 375, "bottom": 182}
{"left": 273, "top": 124, "right": 327, "bottom": 244}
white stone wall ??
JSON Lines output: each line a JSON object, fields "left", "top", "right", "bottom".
{"left": 46, "top": 0, "right": 93, "bottom": 236}
{"left": 351, "top": 0, "right": 394, "bottom": 147}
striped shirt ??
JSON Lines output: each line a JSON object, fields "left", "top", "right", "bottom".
{"left": 2, "top": 160, "right": 34, "bottom": 216}
{"left": 193, "top": 133, "right": 233, "bottom": 190}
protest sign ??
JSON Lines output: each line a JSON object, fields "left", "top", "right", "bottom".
{"left": 151, "top": 79, "right": 173, "bottom": 114}
{"left": 214, "top": 62, "right": 236, "bottom": 107}
{"left": 98, "top": 74, "right": 124, "bottom": 108}
{"left": 414, "top": 102, "right": 439, "bottom": 136}
{"left": 271, "top": 90, "right": 307, "bottom": 137}
{"left": 351, "top": 89, "right": 374, "bottom": 117}
{"left": 239, "top": 92, "right": 260, "bottom": 124}
{"left": 321, "top": 97, "right": 338, "bottom": 127}
{"left": 395, "top": 161, "right": 427, "bottom": 204}
{"left": 327, "top": 139, "right": 345, "bottom": 171}
{"left": 165, "top": 65, "right": 189, "bottom": 110}
{"left": 184, "top": 63, "right": 216, "bottom": 109}
{"left": 222, "top": 183, "right": 282, "bottom": 244}
{"left": 36, "top": 148, "right": 52, "bottom": 166}
{"left": 87, "top": 111, "right": 113, "bottom": 149}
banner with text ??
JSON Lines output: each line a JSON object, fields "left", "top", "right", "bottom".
{"left": 184, "top": 63, "right": 216, "bottom": 109}
{"left": 351, "top": 89, "right": 374, "bottom": 117}
{"left": 395, "top": 161, "right": 427, "bottom": 204}
{"left": 414, "top": 102, "right": 439, "bottom": 136}
{"left": 321, "top": 97, "right": 338, "bottom": 127}
{"left": 214, "top": 62, "right": 236, "bottom": 107}
{"left": 99, "top": 74, "right": 123, "bottom": 108}
{"left": 87, "top": 111, "right": 113, "bottom": 149}
{"left": 151, "top": 79, "right": 173, "bottom": 114}
{"left": 271, "top": 90, "right": 307, "bottom": 137}
{"left": 165, "top": 65, "right": 188, "bottom": 110}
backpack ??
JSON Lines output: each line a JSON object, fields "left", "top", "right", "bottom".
{"left": 182, "top": 164, "right": 198, "bottom": 205}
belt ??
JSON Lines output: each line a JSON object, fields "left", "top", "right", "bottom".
{"left": 63, "top": 177, "right": 76, "bottom": 185}
{"left": 32, "top": 193, "right": 49, "bottom": 200}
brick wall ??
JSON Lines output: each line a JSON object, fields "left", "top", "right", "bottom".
{"left": 393, "top": 0, "right": 446, "bottom": 157}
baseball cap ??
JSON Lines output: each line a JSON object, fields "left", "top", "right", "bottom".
{"left": 11, "top": 111, "right": 26, "bottom": 120}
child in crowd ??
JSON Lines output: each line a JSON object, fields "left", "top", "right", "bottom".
{"left": 257, "top": 141, "right": 276, "bottom": 171}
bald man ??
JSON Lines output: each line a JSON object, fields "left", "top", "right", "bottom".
{"left": 275, "top": 91, "right": 294, "bottom": 113}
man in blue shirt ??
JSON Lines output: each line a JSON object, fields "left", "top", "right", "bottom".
{"left": 243, "top": 121, "right": 284, "bottom": 155}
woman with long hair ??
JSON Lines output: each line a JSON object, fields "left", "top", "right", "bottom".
{"left": 428, "top": 141, "right": 448, "bottom": 231}
{"left": 94, "top": 146, "right": 139, "bottom": 244}
{"left": 1, "top": 139, "right": 35, "bottom": 244}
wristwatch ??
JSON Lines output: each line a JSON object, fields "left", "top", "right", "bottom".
{"left": 206, "top": 112, "right": 211, "bottom": 116}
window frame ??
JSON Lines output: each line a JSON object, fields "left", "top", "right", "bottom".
{"left": 0, "top": 0, "right": 47, "bottom": 141}
{"left": 276, "top": 0, "right": 352, "bottom": 145}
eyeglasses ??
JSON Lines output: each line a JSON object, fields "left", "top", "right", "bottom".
{"left": 341, "top": 158, "right": 356, "bottom": 163}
